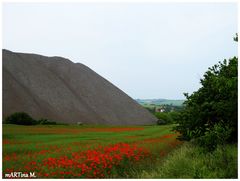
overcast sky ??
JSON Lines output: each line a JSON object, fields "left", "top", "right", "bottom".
{"left": 3, "top": 3, "right": 238, "bottom": 99}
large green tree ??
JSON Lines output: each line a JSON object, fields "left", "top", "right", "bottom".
{"left": 176, "top": 36, "right": 238, "bottom": 142}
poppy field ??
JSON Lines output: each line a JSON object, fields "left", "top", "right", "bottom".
{"left": 2, "top": 124, "right": 182, "bottom": 178}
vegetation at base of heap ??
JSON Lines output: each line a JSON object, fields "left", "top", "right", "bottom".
{"left": 2, "top": 124, "right": 182, "bottom": 178}
{"left": 5, "top": 112, "right": 37, "bottom": 125}
{"left": 4, "top": 112, "right": 58, "bottom": 125}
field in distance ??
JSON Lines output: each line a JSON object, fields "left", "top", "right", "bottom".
{"left": 2, "top": 124, "right": 181, "bottom": 178}
{"left": 136, "top": 99, "right": 185, "bottom": 106}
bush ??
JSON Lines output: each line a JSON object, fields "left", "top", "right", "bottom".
{"left": 196, "top": 122, "right": 232, "bottom": 152}
{"left": 38, "top": 119, "right": 57, "bottom": 125}
{"left": 157, "top": 119, "right": 167, "bottom": 125}
{"left": 5, "top": 112, "right": 37, "bottom": 125}
{"left": 155, "top": 112, "right": 172, "bottom": 124}
{"left": 168, "top": 111, "right": 181, "bottom": 123}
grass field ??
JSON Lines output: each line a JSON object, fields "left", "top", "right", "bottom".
{"left": 140, "top": 143, "right": 238, "bottom": 178}
{"left": 2, "top": 124, "right": 182, "bottom": 178}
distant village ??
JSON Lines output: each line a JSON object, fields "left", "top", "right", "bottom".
{"left": 136, "top": 99, "right": 184, "bottom": 113}
{"left": 142, "top": 104, "right": 183, "bottom": 114}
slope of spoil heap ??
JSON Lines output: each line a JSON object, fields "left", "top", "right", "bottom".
{"left": 3, "top": 49, "right": 157, "bottom": 125}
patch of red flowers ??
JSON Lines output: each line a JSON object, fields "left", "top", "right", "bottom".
{"left": 41, "top": 143, "right": 149, "bottom": 178}
{"left": 4, "top": 143, "right": 149, "bottom": 178}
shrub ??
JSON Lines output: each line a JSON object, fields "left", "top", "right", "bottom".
{"left": 168, "top": 111, "right": 181, "bottom": 123}
{"left": 157, "top": 119, "right": 167, "bottom": 125}
{"left": 196, "top": 122, "right": 232, "bottom": 152}
{"left": 5, "top": 112, "right": 37, "bottom": 125}
{"left": 155, "top": 112, "right": 173, "bottom": 124}
{"left": 38, "top": 119, "right": 57, "bottom": 125}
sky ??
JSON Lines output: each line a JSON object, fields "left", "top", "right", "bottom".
{"left": 2, "top": 3, "right": 238, "bottom": 99}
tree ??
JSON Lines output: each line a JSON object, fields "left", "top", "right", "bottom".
{"left": 175, "top": 36, "right": 238, "bottom": 143}
{"left": 5, "top": 112, "right": 37, "bottom": 125}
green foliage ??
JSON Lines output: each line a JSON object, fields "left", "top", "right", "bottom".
{"left": 140, "top": 143, "right": 237, "bottom": 178}
{"left": 161, "top": 104, "right": 183, "bottom": 112}
{"left": 168, "top": 111, "right": 181, "bottom": 123}
{"left": 5, "top": 112, "right": 37, "bottom": 125}
{"left": 155, "top": 111, "right": 181, "bottom": 125}
{"left": 157, "top": 119, "right": 167, "bottom": 125}
{"left": 4, "top": 112, "right": 58, "bottom": 125}
{"left": 176, "top": 55, "right": 238, "bottom": 142}
{"left": 196, "top": 122, "right": 232, "bottom": 152}
{"left": 38, "top": 119, "right": 57, "bottom": 125}
{"left": 145, "top": 106, "right": 155, "bottom": 114}
{"left": 155, "top": 112, "right": 172, "bottom": 124}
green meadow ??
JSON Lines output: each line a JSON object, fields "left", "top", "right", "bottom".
{"left": 2, "top": 124, "right": 237, "bottom": 178}
{"left": 2, "top": 124, "right": 181, "bottom": 178}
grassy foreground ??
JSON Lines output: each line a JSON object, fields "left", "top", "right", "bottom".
{"left": 3, "top": 124, "right": 181, "bottom": 178}
{"left": 140, "top": 142, "right": 238, "bottom": 178}
{"left": 3, "top": 124, "right": 237, "bottom": 178}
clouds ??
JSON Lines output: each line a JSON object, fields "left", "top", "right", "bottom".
{"left": 3, "top": 3, "right": 238, "bottom": 99}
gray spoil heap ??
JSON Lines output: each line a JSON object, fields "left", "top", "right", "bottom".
{"left": 3, "top": 49, "right": 157, "bottom": 125}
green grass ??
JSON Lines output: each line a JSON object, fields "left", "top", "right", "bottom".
{"left": 3, "top": 124, "right": 236, "bottom": 178}
{"left": 139, "top": 142, "right": 238, "bottom": 178}
{"left": 3, "top": 124, "right": 174, "bottom": 145}
{"left": 3, "top": 124, "right": 181, "bottom": 178}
